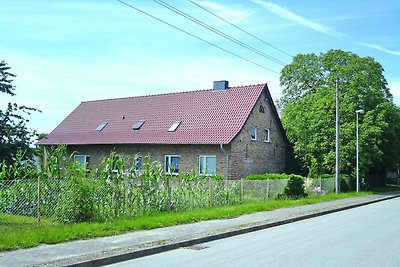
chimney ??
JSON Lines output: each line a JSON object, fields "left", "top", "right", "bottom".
{"left": 213, "top": 80, "right": 229, "bottom": 90}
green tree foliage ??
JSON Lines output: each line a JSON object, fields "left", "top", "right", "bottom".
{"left": 279, "top": 49, "right": 400, "bottom": 184}
{"left": 0, "top": 61, "right": 40, "bottom": 164}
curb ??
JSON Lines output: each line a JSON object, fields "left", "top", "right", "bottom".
{"left": 55, "top": 193, "right": 400, "bottom": 267}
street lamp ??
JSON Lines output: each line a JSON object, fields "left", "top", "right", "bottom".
{"left": 356, "top": 109, "right": 364, "bottom": 192}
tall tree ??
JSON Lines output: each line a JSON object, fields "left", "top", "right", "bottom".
{"left": 279, "top": 49, "right": 400, "bottom": 185}
{"left": 0, "top": 61, "right": 40, "bottom": 164}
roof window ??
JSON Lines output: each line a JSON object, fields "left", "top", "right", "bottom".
{"left": 168, "top": 121, "right": 181, "bottom": 132}
{"left": 132, "top": 119, "right": 145, "bottom": 130}
{"left": 95, "top": 122, "right": 108, "bottom": 132}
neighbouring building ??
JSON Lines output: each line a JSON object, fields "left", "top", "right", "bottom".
{"left": 37, "top": 81, "right": 289, "bottom": 179}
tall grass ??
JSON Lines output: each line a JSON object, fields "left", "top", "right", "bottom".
{"left": 0, "top": 149, "right": 240, "bottom": 223}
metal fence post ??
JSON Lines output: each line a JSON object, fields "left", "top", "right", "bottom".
{"left": 320, "top": 177, "right": 322, "bottom": 192}
{"left": 266, "top": 178, "right": 270, "bottom": 200}
{"left": 37, "top": 175, "right": 41, "bottom": 226}
{"left": 240, "top": 178, "right": 244, "bottom": 202}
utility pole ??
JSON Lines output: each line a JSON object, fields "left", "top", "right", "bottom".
{"left": 335, "top": 79, "right": 340, "bottom": 194}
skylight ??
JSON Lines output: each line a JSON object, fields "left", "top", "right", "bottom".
{"left": 95, "top": 122, "right": 108, "bottom": 132}
{"left": 132, "top": 119, "right": 145, "bottom": 130}
{"left": 168, "top": 121, "right": 181, "bottom": 132}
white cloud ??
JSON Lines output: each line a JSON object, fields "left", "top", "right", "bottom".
{"left": 359, "top": 43, "right": 400, "bottom": 57}
{"left": 191, "top": 1, "right": 250, "bottom": 25}
{"left": 251, "top": 0, "right": 345, "bottom": 37}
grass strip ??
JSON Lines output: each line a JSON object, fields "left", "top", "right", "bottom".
{"left": 0, "top": 192, "right": 370, "bottom": 251}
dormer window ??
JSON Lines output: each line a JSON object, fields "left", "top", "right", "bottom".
{"left": 132, "top": 119, "right": 145, "bottom": 130}
{"left": 168, "top": 121, "right": 181, "bottom": 132}
{"left": 95, "top": 122, "right": 108, "bottom": 132}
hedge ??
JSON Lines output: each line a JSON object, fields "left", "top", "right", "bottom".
{"left": 244, "top": 173, "right": 305, "bottom": 181}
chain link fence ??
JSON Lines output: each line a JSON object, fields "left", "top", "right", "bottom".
{"left": 240, "top": 179, "right": 288, "bottom": 201}
{"left": 0, "top": 176, "right": 335, "bottom": 226}
{"left": 304, "top": 177, "right": 335, "bottom": 195}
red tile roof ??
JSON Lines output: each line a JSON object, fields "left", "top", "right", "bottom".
{"left": 38, "top": 84, "right": 269, "bottom": 145}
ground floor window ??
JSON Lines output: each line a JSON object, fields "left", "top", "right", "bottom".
{"left": 164, "top": 155, "right": 180, "bottom": 175}
{"left": 135, "top": 156, "right": 143, "bottom": 170}
{"left": 73, "top": 155, "right": 90, "bottom": 169}
{"left": 199, "top": 155, "right": 217, "bottom": 175}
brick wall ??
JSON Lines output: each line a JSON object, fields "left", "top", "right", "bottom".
{"left": 65, "top": 89, "right": 287, "bottom": 180}
{"left": 229, "top": 90, "right": 287, "bottom": 179}
{"left": 67, "top": 143, "right": 228, "bottom": 176}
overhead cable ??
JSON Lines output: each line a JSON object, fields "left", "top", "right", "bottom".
{"left": 153, "top": 0, "right": 287, "bottom": 66}
{"left": 188, "top": 0, "right": 294, "bottom": 58}
{"left": 116, "top": 0, "right": 280, "bottom": 75}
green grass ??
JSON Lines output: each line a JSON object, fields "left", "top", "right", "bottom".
{"left": 0, "top": 192, "right": 370, "bottom": 251}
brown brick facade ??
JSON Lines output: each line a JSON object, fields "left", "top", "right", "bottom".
{"left": 65, "top": 89, "right": 287, "bottom": 179}
{"left": 229, "top": 90, "right": 287, "bottom": 179}
{"left": 67, "top": 144, "right": 228, "bottom": 176}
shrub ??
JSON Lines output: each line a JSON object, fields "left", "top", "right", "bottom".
{"left": 340, "top": 178, "right": 349, "bottom": 193}
{"left": 284, "top": 175, "right": 307, "bottom": 199}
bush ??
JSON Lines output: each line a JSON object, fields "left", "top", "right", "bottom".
{"left": 284, "top": 175, "right": 307, "bottom": 199}
{"left": 340, "top": 178, "right": 349, "bottom": 193}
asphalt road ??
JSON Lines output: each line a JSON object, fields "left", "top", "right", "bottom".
{"left": 108, "top": 197, "right": 400, "bottom": 267}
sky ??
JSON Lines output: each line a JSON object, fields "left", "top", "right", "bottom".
{"left": 1, "top": 0, "right": 400, "bottom": 134}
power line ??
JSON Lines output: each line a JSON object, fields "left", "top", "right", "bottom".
{"left": 153, "top": 0, "right": 287, "bottom": 66}
{"left": 116, "top": 0, "right": 280, "bottom": 75}
{"left": 188, "top": 0, "right": 294, "bottom": 58}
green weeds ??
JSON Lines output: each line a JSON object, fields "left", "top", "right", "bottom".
{"left": 0, "top": 192, "right": 369, "bottom": 251}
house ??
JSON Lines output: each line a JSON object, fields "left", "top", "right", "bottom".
{"left": 37, "top": 81, "right": 289, "bottom": 179}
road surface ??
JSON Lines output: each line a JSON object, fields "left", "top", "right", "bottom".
{"left": 109, "top": 197, "right": 400, "bottom": 267}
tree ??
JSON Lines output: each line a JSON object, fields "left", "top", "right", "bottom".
{"left": 279, "top": 49, "right": 400, "bottom": 186}
{"left": 0, "top": 60, "right": 40, "bottom": 164}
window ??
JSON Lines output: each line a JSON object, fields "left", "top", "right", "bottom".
{"left": 135, "top": 156, "right": 143, "bottom": 170}
{"left": 264, "top": 129, "right": 271, "bottom": 143}
{"left": 95, "top": 122, "right": 108, "bottom": 132}
{"left": 132, "top": 119, "right": 145, "bottom": 130}
{"left": 74, "top": 155, "right": 90, "bottom": 169}
{"left": 259, "top": 105, "right": 265, "bottom": 113}
{"left": 164, "top": 155, "right": 180, "bottom": 175}
{"left": 168, "top": 121, "right": 181, "bottom": 132}
{"left": 199, "top": 156, "right": 216, "bottom": 176}
{"left": 251, "top": 127, "right": 257, "bottom": 141}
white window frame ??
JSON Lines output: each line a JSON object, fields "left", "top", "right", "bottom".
{"left": 251, "top": 127, "right": 258, "bottom": 141}
{"left": 164, "top": 155, "right": 180, "bottom": 175}
{"left": 264, "top": 128, "right": 271, "bottom": 143}
{"left": 199, "top": 155, "right": 217, "bottom": 176}
{"left": 168, "top": 121, "right": 181, "bottom": 132}
{"left": 73, "top": 155, "right": 90, "bottom": 169}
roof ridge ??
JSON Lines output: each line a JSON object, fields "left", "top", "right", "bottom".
{"left": 81, "top": 83, "right": 267, "bottom": 103}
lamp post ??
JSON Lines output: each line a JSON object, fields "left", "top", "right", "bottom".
{"left": 356, "top": 109, "right": 364, "bottom": 192}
